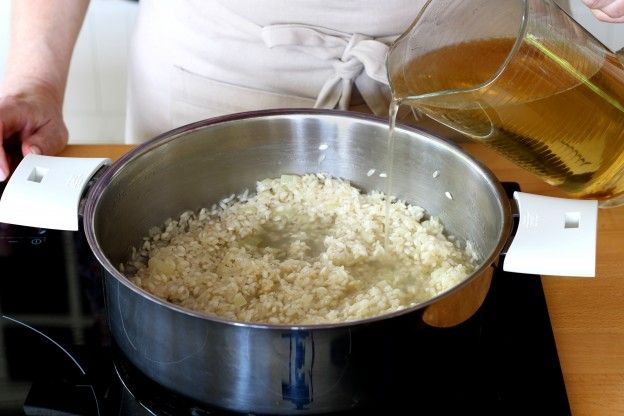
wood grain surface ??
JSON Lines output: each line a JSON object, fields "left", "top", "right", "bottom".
{"left": 60, "top": 143, "right": 624, "bottom": 416}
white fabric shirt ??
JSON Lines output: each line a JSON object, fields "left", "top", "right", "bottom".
{"left": 125, "top": 0, "right": 425, "bottom": 142}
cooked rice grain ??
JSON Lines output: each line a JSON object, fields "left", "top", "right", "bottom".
{"left": 125, "top": 174, "right": 476, "bottom": 324}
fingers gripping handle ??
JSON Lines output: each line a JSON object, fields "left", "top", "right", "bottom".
{"left": 0, "top": 154, "right": 111, "bottom": 231}
{"left": 503, "top": 192, "right": 598, "bottom": 277}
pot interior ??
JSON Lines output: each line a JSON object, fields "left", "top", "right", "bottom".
{"left": 89, "top": 111, "right": 510, "bottom": 307}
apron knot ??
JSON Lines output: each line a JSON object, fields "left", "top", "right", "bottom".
{"left": 262, "top": 24, "right": 392, "bottom": 114}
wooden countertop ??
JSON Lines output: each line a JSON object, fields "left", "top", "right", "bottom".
{"left": 60, "top": 143, "right": 624, "bottom": 416}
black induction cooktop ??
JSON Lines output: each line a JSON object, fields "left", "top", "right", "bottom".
{"left": 0, "top": 182, "right": 571, "bottom": 415}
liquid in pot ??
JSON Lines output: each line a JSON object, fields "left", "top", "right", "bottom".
{"left": 123, "top": 174, "right": 477, "bottom": 325}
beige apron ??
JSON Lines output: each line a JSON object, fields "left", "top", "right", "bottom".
{"left": 125, "top": 0, "right": 424, "bottom": 143}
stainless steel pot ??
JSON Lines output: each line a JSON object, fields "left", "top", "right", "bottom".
{"left": 0, "top": 109, "right": 598, "bottom": 414}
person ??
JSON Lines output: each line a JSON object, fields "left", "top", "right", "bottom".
{"left": 1, "top": 0, "right": 623, "bottom": 183}
{"left": 0, "top": 0, "right": 426, "bottom": 182}
{"left": 582, "top": 0, "right": 624, "bottom": 22}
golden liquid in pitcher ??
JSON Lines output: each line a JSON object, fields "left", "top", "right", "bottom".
{"left": 391, "top": 37, "right": 624, "bottom": 203}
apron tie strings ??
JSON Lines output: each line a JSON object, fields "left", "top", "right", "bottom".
{"left": 261, "top": 24, "right": 392, "bottom": 115}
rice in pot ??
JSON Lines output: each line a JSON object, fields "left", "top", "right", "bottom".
{"left": 123, "top": 174, "right": 477, "bottom": 325}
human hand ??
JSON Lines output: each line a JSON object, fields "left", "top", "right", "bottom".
{"left": 582, "top": 0, "right": 624, "bottom": 22}
{"left": 0, "top": 78, "right": 68, "bottom": 181}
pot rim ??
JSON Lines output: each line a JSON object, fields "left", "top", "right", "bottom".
{"left": 83, "top": 108, "right": 513, "bottom": 330}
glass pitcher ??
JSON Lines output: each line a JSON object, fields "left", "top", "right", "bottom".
{"left": 387, "top": 0, "right": 624, "bottom": 207}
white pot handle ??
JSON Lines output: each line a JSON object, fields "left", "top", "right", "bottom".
{"left": 503, "top": 192, "right": 598, "bottom": 277}
{"left": 0, "top": 154, "right": 111, "bottom": 231}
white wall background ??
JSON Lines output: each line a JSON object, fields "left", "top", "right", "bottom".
{"left": 0, "top": 0, "right": 622, "bottom": 144}
{"left": 555, "top": 0, "right": 624, "bottom": 52}
{"left": 0, "top": 0, "right": 138, "bottom": 144}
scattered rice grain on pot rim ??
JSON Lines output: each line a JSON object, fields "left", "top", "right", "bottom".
{"left": 124, "top": 174, "right": 478, "bottom": 325}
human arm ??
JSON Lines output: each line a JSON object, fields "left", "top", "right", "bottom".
{"left": 582, "top": 0, "right": 624, "bottom": 22}
{"left": 0, "top": 0, "right": 90, "bottom": 181}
